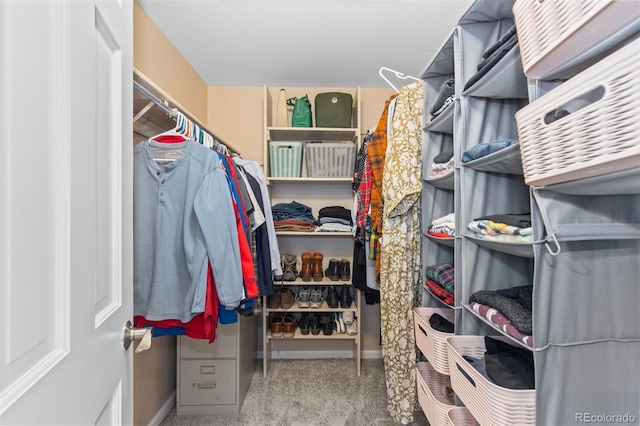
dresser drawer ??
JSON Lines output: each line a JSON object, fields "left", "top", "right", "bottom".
{"left": 179, "top": 323, "right": 238, "bottom": 359}
{"left": 179, "top": 359, "right": 236, "bottom": 406}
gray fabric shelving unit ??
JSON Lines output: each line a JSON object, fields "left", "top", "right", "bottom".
{"left": 418, "top": 0, "right": 640, "bottom": 424}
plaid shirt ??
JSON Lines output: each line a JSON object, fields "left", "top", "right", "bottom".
{"left": 356, "top": 157, "right": 372, "bottom": 229}
{"left": 424, "top": 263, "right": 455, "bottom": 293}
{"left": 367, "top": 94, "right": 398, "bottom": 261}
{"left": 424, "top": 279, "right": 455, "bottom": 306}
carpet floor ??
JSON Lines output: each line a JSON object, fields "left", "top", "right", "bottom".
{"left": 160, "top": 358, "right": 428, "bottom": 426}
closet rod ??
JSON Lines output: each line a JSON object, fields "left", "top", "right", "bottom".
{"left": 133, "top": 80, "right": 178, "bottom": 118}
{"left": 133, "top": 69, "right": 241, "bottom": 156}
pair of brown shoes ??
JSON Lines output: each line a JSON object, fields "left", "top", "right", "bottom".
{"left": 300, "top": 252, "right": 324, "bottom": 282}
{"left": 268, "top": 288, "right": 295, "bottom": 309}
{"left": 270, "top": 313, "right": 297, "bottom": 337}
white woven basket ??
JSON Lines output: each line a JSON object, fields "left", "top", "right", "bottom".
{"left": 446, "top": 336, "right": 536, "bottom": 426}
{"left": 305, "top": 142, "right": 356, "bottom": 178}
{"left": 416, "top": 362, "right": 455, "bottom": 426}
{"left": 447, "top": 407, "right": 479, "bottom": 426}
{"left": 414, "top": 307, "right": 455, "bottom": 375}
{"left": 513, "top": 0, "right": 640, "bottom": 79}
{"left": 515, "top": 38, "right": 640, "bottom": 188}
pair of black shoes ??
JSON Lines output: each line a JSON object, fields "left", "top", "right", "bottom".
{"left": 325, "top": 259, "right": 350, "bottom": 281}
{"left": 300, "top": 313, "right": 334, "bottom": 335}
{"left": 326, "top": 285, "right": 352, "bottom": 309}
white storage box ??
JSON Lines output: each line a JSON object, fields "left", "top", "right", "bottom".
{"left": 305, "top": 142, "right": 356, "bottom": 178}
{"left": 447, "top": 407, "right": 479, "bottom": 426}
{"left": 446, "top": 336, "right": 536, "bottom": 426}
{"left": 416, "top": 362, "right": 455, "bottom": 426}
{"left": 269, "top": 142, "right": 303, "bottom": 177}
{"left": 515, "top": 38, "right": 640, "bottom": 188}
{"left": 414, "top": 307, "right": 455, "bottom": 375}
{"left": 513, "top": 0, "right": 640, "bottom": 79}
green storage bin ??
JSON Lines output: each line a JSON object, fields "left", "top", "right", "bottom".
{"left": 314, "top": 92, "right": 353, "bottom": 128}
{"left": 269, "top": 142, "right": 303, "bottom": 177}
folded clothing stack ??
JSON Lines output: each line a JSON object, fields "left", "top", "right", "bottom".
{"left": 272, "top": 200, "right": 316, "bottom": 232}
{"left": 430, "top": 78, "right": 455, "bottom": 118}
{"left": 463, "top": 24, "right": 519, "bottom": 91}
{"left": 315, "top": 205, "right": 353, "bottom": 233}
{"left": 468, "top": 213, "right": 532, "bottom": 243}
{"left": 427, "top": 213, "right": 455, "bottom": 238}
{"left": 432, "top": 147, "right": 454, "bottom": 177}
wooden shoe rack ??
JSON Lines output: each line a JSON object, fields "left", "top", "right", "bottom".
{"left": 261, "top": 86, "right": 362, "bottom": 377}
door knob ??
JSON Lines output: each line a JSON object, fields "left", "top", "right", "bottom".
{"left": 122, "top": 320, "right": 153, "bottom": 353}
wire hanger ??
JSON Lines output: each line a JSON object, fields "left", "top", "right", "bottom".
{"left": 379, "top": 67, "right": 419, "bottom": 92}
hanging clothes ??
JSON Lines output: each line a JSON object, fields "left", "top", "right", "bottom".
{"left": 379, "top": 81, "right": 424, "bottom": 425}
{"left": 233, "top": 158, "right": 283, "bottom": 280}
{"left": 239, "top": 166, "right": 274, "bottom": 298}
{"left": 366, "top": 94, "right": 399, "bottom": 283}
{"left": 133, "top": 139, "right": 245, "bottom": 323}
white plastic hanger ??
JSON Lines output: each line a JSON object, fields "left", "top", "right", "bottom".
{"left": 149, "top": 111, "right": 189, "bottom": 142}
{"left": 379, "top": 67, "right": 419, "bottom": 92}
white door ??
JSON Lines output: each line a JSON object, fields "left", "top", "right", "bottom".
{"left": 0, "top": 1, "right": 134, "bottom": 425}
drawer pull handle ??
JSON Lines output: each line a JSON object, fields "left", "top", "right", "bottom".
{"left": 195, "top": 382, "right": 217, "bottom": 389}
{"left": 457, "top": 363, "right": 476, "bottom": 388}
{"left": 418, "top": 325, "right": 428, "bottom": 337}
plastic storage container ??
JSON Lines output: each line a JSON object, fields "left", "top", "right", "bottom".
{"left": 515, "top": 38, "right": 640, "bottom": 188}
{"left": 269, "top": 142, "right": 303, "bottom": 177}
{"left": 446, "top": 335, "right": 536, "bottom": 426}
{"left": 513, "top": 0, "right": 640, "bottom": 79}
{"left": 305, "top": 142, "right": 356, "bottom": 178}
{"left": 416, "top": 362, "right": 455, "bottom": 426}
{"left": 414, "top": 307, "right": 455, "bottom": 375}
{"left": 447, "top": 407, "right": 479, "bottom": 426}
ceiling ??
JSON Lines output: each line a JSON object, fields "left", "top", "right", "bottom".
{"left": 136, "top": 0, "right": 475, "bottom": 88}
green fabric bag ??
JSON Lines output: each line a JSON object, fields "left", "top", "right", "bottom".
{"left": 315, "top": 92, "right": 353, "bottom": 128}
{"left": 287, "top": 95, "right": 312, "bottom": 127}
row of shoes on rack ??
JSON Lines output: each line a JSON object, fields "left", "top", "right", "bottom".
{"left": 270, "top": 312, "right": 357, "bottom": 337}
{"left": 268, "top": 286, "right": 352, "bottom": 309}
{"left": 276, "top": 252, "right": 351, "bottom": 282}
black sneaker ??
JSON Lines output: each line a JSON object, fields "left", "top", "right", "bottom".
{"left": 326, "top": 286, "right": 339, "bottom": 308}
{"left": 339, "top": 285, "right": 352, "bottom": 309}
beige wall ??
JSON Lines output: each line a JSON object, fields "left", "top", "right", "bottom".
{"left": 133, "top": 1, "right": 208, "bottom": 121}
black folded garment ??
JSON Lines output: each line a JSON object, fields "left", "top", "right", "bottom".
{"left": 484, "top": 336, "right": 535, "bottom": 389}
{"left": 429, "top": 313, "right": 454, "bottom": 333}
{"left": 469, "top": 285, "right": 533, "bottom": 334}
{"left": 464, "top": 34, "right": 518, "bottom": 91}
{"left": 318, "top": 205, "right": 352, "bottom": 222}
{"left": 482, "top": 24, "right": 517, "bottom": 60}
{"left": 430, "top": 78, "right": 455, "bottom": 115}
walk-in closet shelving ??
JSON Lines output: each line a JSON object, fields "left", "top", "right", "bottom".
{"left": 455, "top": 5, "right": 535, "bottom": 424}
{"left": 514, "top": 18, "right": 640, "bottom": 421}
{"left": 420, "top": 30, "right": 457, "bottom": 311}
{"left": 417, "top": 26, "right": 460, "bottom": 426}
{"left": 261, "top": 86, "right": 362, "bottom": 378}
{"left": 417, "top": 1, "right": 538, "bottom": 424}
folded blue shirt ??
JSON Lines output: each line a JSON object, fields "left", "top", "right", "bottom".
{"left": 462, "top": 139, "right": 516, "bottom": 163}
